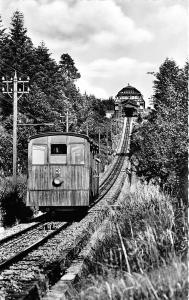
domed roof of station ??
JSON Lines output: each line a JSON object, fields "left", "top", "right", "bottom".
{"left": 116, "top": 83, "right": 142, "bottom": 98}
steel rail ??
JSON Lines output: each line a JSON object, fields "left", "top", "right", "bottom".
{"left": 99, "top": 119, "right": 130, "bottom": 190}
{"left": 0, "top": 222, "right": 70, "bottom": 272}
{"left": 0, "top": 213, "right": 48, "bottom": 246}
{"left": 0, "top": 222, "right": 42, "bottom": 246}
{"left": 99, "top": 118, "right": 131, "bottom": 188}
{"left": 99, "top": 118, "right": 130, "bottom": 190}
{"left": 91, "top": 118, "right": 131, "bottom": 206}
{"left": 0, "top": 119, "right": 131, "bottom": 272}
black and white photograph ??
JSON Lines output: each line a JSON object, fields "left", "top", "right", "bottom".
{"left": 0, "top": 0, "right": 187, "bottom": 299}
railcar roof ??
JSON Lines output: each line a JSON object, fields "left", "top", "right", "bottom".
{"left": 29, "top": 132, "right": 98, "bottom": 148}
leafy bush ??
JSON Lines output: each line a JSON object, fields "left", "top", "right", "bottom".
{"left": 0, "top": 175, "right": 35, "bottom": 227}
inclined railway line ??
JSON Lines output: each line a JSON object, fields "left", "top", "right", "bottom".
{"left": 99, "top": 117, "right": 131, "bottom": 197}
{"left": 0, "top": 118, "right": 132, "bottom": 299}
{"left": 0, "top": 119, "right": 131, "bottom": 274}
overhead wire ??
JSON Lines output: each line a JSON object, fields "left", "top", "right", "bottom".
{"left": 0, "top": 60, "right": 30, "bottom": 78}
{"left": 0, "top": 95, "right": 39, "bottom": 121}
{"left": 0, "top": 92, "right": 58, "bottom": 124}
{"left": 0, "top": 61, "right": 35, "bottom": 120}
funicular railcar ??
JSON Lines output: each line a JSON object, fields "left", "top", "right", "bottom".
{"left": 27, "top": 132, "right": 99, "bottom": 213}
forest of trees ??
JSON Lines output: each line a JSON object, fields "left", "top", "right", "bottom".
{"left": 0, "top": 11, "right": 113, "bottom": 175}
{"left": 130, "top": 58, "right": 188, "bottom": 203}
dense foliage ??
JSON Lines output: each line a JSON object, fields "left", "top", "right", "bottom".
{"left": 130, "top": 58, "right": 188, "bottom": 203}
{"left": 0, "top": 11, "right": 112, "bottom": 176}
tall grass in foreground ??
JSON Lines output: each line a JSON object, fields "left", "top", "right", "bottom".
{"left": 67, "top": 182, "right": 188, "bottom": 299}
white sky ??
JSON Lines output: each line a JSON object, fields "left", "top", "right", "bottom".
{"left": 0, "top": 0, "right": 187, "bottom": 105}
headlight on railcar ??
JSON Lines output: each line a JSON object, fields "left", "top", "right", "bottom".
{"left": 52, "top": 177, "right": 63, "bottom": 187}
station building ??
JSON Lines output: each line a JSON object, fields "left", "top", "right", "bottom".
{"left": 115, "top": 84, "right": 145, "bottom": 117}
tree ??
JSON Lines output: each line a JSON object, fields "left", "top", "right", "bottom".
{"left": 33, "top": 42, "right": 58, "bottom": 94}
{"left": 130, "top": 59, "right": 188, "bottom": 202}
{"left": 0, "top": 15, "right": 9, "bottom": 89}
{"left": 6, "top": 11, "right": 34, "bottom": 75}
{"left": 153, "top": 58, "right": 180, "bottom": 109}
{"left": 0, "top": 15, "right": 7, "bottom": 47}
{"left": 59, "top": 53, "right": 80, "bottom": 81}
{"left": 0, "top": 10, "right": 112, "bottom": 177}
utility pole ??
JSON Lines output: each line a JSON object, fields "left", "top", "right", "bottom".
{"left": 60, "top": 110, "right": 69, "bottom": 132}
{"left": 98, "top": 129, "right": 101, "bottom": 154}
{"left": 110, "top": 119, "right": 112, "bottom": 142}
{"left": 13, "top": 72, "right": 18, "bottom": 187}
{"left": 60, "top": 104, "right": 77, "bottom": 133}
{"left": 66, "top": 110, "right": 69, "bottom": 132}
{"left": 2, "top": 71, "right": 29, "bottom": 187}
{"left": 106, "top": 126, "right": 108, "bottom": 155}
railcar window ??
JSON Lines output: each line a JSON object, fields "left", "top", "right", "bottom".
{"left": 70, "top": 144, "right": 85, "bottom": 164}
{"left": 32, "top": 145, "right": 46, "bottom": 164}
{"left": 51, "top": 144, "right": 67, "bottom": 155}
{"left": 50, "top": 144, "right": 67, "bottom": 164}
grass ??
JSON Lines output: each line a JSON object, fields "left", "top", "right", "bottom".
{"left": 65, "top": 181, "right": 188, "bottom": 299}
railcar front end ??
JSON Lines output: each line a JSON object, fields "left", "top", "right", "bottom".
{"left": 27, "top": 132, "right": 99, "bottom": 213}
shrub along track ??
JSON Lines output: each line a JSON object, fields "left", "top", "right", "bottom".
{"left": 0, "top": 117, "right": 132, "bottom": 300}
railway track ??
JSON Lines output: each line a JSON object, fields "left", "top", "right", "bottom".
{"left": 98, "top": 117, "right": 131, "bottom": 198}
{"left": 0, "top": 212, "right": 48, "bottom": 246}
{"left": 0, "top": 117, "right": 132, "bottom": 299}
{"left": 0, "top": 221, "right": 70, "bottom": 273}
{"left": 43, "top": 118, "right": 132, "bottom": 299}
{"left": 0, "top": 118, "right": 130, "bottom": 273}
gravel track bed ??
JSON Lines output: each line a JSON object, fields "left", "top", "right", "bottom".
{"left": 0, "top": 222, "right": 64, "bottom": 265}
{"left": 0, "top": 213, "right": 45, "bottom": 242}
{"left": 43, "top": 157, "right": 130, "bottom": 300}
{"left": 0, "top": 158, "right": 129, "bottom": 300}
{"left": 0, "top": 119, "right": 131, "bottom": 299}
{"left": 0, "top": 222, "right": 41, "bottom": 243}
